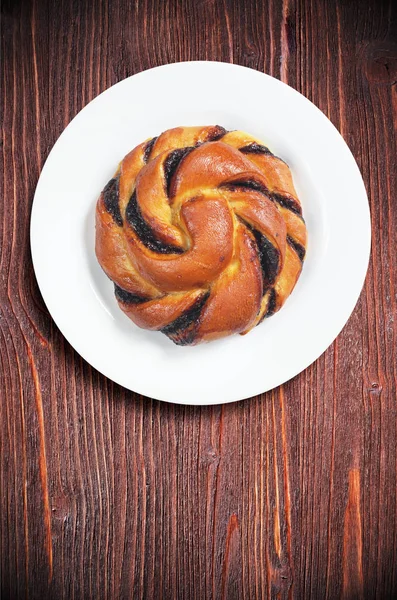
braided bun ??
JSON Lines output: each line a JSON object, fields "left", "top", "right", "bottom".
{"left": 95, "top": 126, "right": 307, "bottom": 345}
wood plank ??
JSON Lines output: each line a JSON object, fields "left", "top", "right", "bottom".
{"left": 1, "top": 0, "right": 396, "bottom": 598}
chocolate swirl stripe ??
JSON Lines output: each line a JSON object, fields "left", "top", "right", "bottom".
{"left": 126, "top": 190, "right": 184, "bottom": 254}
{"left": 272, "top": 192, "right": 302, "bottom": 216}
{"left": 163, "top": 147, "right": 195, "bottom": 197}
{"left": 114, "top": 284, "right": 149, "bottom": 304}
{"left": 287, "top": 235, "right": 306, "bottom": 262}
{"left": 265, "top": 288, "right": 277, "bottom": 317}
{"left": 103, "top": 176, "right": 123, "bottom": 226}
{"left": 161, "top": 291, "right": 210, "bottom": 345}
{"left": 255, "top": 287, "right": 278, "bottom": 327}
{"left": 238, "top": 142, "right": 288, "bottom": 166}
{"left": 239, "top": 142, "right": 274, "bottom": 156}
{"left": 241, "top": 220, "right": 280, "bottom": 288}
{"left": 143, "top": 136, "right": 158, "bottom": 163}
{"left": 220, "top": 177, "right": 272, "bottom": 197}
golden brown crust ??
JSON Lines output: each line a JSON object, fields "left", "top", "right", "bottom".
{"left": 95, "top": 126, "right": 307, "bottom": 345}
{"left": 195, "top": 224, "right": 263, "bottom": 342}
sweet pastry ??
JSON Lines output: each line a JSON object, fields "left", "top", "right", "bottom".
{"left": 95, "top": 126, "right": 307, "bottom": 345}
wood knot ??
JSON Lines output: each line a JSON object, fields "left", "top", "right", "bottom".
{"left": 369, "top": 381, "right": 382, "bottom": 395}
{"left": 270, "top": 565, "right": 293, "bottom": 595}
{"left": 51, "top": 495, "right": 71, "bottom": 522}
{"left": 201, "top": 446, "right": 220, "bottom": 466}
{"left": 362, "top": 41, "right": 397, "bottom": 85}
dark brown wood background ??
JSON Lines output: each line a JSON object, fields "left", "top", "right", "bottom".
{"left": 1, "top": 0, "right": 396, "bottom": 598}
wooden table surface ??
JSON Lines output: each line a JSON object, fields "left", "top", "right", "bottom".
{"left": 1, "top": 0, "right": 396, "bottom": 598}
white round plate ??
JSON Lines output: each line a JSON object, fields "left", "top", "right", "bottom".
{"left": 31, "top": 61, "right": 371, "bottom": 405}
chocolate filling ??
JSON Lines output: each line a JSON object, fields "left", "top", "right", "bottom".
{"left": 114, "top": 284, "right": 148, "bottom": 304}
{"left": 161, "top": 291, "right": 210, "bottom": 346}
{"left": 241, "top": 221, "right": 280, "bottom": 287}
{"left": 239, "top": 142, "right": 274, "bottom": 155}
{"left": 126, "top": 190, "right": 184, "bottom": 254}
{"left": 256, "top": 288, "right": 277, "bottom": 326}
{"left": 287, "top": 235, "right": 306, "bottom": 262}
{"left": 265, "top": 288, "right": 277, "bottom": 318}
{"left": 163, "top": 147, "right": 195, "bottom": 197}
{"left": 273, "top": 192, "right": 302, "bottom": 216}
{"left": 220, "top": 178, "right": 271, "bottom": 197}
{"left": 103, "top": 176, "right": 123, "bottom": 226}
{"left": 143, "top": 136, "right": 158, "bottom": 163}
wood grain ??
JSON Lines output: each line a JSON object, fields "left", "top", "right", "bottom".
{"left": 1, "top": 0, "right": 396, "bottom": 598}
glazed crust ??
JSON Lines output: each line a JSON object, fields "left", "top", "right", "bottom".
{"left": 95, "top": 126, "right": 307, "bottom": 345}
